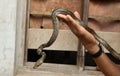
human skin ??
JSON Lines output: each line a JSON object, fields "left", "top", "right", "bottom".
{"left": 57, "top": 12, "right": 120, "bottom": 76}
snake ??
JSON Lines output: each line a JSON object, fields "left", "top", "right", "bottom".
{"left": 33, "top": 8, "right": 120, "bottom": 69}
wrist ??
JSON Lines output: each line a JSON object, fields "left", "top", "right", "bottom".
{"left": 88, "top": 44, "right": 100, "bottom": 55}
{"left": 89, "top": 44, "right": 103, "bottom": 58}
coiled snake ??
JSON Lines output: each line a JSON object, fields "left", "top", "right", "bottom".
{"left": 33, "top": 8, "right": 120, "bottom": 69}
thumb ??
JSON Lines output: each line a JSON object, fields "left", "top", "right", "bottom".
{"left": 74, "top": 11, "right": 80, "bottom": 19}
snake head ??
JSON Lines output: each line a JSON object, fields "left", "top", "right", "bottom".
{"left": 33, "top": 58, "right": 43, "bottom": 69}
{"left": 33, "top": 52, "right": 46, "bottom": 69}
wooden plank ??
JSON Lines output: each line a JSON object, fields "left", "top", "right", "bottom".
{"left": 16, "top": 70, "right": 103, "bottom": 76}
{"left": 25, "top": 62, "right": 78, "bottom": 74}
{"left": 30, "top": 0, "right": 81, "bottom": 12}
{"left": 27, "top": 29, "right": 120, "bottom": 54}
{"left": 17, "top": 63, "right": 104, "bottom": 76}
{"left": 89, "top": 1, "right": 120, "bottom": 32}
{"left": 97, "top": 32, "right": 120, "bottom": 53}
{"left": 30, "top": 10, "right": 120, "bottom": 20}
{"left": 89, "top": 1, "right": 120, "bottom": 18}
{"left": 30, "top": 0, "right": 81, "bottom": 29}
{"left": 27, "top": 29, "right": 78, "bottom": 51}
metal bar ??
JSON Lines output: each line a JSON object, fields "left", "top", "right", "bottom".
{"left": 77, "top": 0, "right": 89, "bottom": 71}
{"left": 82, "top": 0, "right": 89, "bottom": 70}
{"left": 83, "top": 0, "right": 89, "bottom": 25}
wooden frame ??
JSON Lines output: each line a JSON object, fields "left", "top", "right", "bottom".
{"left": 25, "top": 0, "right": 86, "bottom": 72}
{"left": 15, "top": 0, "right": 120, "bottom": 76}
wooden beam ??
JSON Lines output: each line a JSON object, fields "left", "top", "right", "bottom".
{"left": 27, "top": 29, "right": 120, "bottom": 54}
{"left": 17, "top": 62, "right": 104, "bottom": 76}
{"left": 27, "top": 29, "right": 78, "bottom": 51}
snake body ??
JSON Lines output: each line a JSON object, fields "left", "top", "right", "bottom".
{"left": 33, "top": 8, "right": 120, "bottom": 68}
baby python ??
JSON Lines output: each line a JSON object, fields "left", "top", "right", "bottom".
{"left": 33, "top": 8, "right": 120, "bottom": 69}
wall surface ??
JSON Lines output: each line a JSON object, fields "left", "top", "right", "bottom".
{"left": 0, "top": 0, "right": 17, "bottom": 76}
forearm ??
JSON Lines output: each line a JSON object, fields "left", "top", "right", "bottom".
{"left": 92, "top": 46, "right": 120, "bottom": 76}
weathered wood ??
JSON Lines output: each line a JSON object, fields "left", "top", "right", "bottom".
{"left": 16, "top": 70, "right": 103, "bottom": 76}
{"left": 89, "top": 15, "right": 120, "bottom": 22}
{"left": 30, "top": 0, "right": 81, "bottom": 29}
{"left": 27, "top": 29, "right": 78, "bottom": 51}
{"left": 89, "top": 1, "right": 120, "bottom": 20}
{"left": 97, "top": 32, "right": 120, "bottom": 53}
{"left": 17, "top": 62, "right": 104, "bottom": 76}
{"left": 30, "top": 0, "right": 81, "bottom": 12}
{"left": 30, "top": 11, "right": 51, "bottom": 18}
{"left": 30, "top": 11, "right": 120, "bottom": 22}
{"left": 89, "top": 1, "right": 120, "bottom": 32}
{"left": 27, "top": 29, "right": 120, "bottom": 53}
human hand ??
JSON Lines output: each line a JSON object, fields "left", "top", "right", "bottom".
{"left": 57, "top": 11, "right": 99, "bottom": 54}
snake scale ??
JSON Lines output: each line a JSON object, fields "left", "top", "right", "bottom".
{"left": 33, "top": 8, "right": 120, "bottom": 69}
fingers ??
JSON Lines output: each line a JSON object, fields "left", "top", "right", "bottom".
{"left": 74, "top": 11, "right": 80, "bottom": 19}
{"left": 57, "top": 14, "right": 71, "bottom": 26}
{"left": 57, "top": 14, "right": 77, "bottom": 24}
{"left": 57, "top": 11, "right": 80, "bottom": 20}
{"left": 57, "top": 14, "right": 68, "bottom": 21}
{"left": 66, "top": 15, "right": 78, "bottom": 26}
